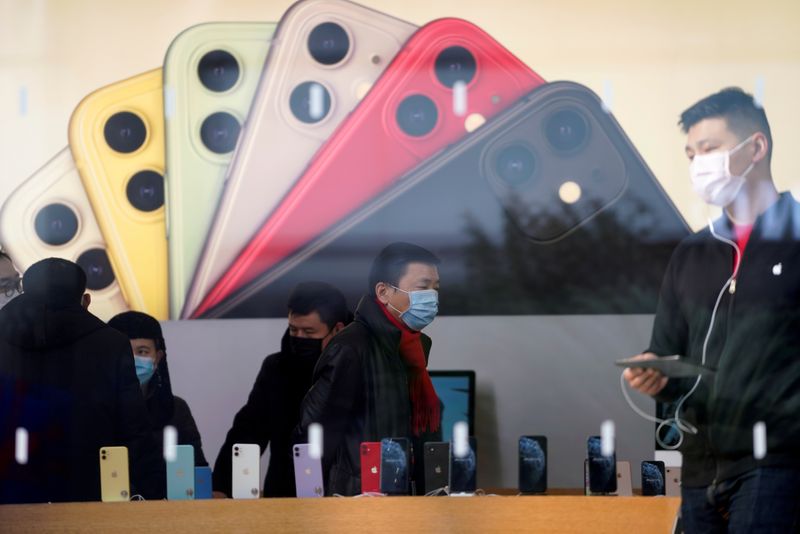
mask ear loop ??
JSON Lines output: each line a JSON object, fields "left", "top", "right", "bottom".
{"left": 620, "top": 217, "right": 741, "bottom": 450}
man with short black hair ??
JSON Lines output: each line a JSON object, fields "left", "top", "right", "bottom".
{"left": 296, "top": 242, "right": 442, "bottom": 496}
{"left": 108, "top": 311, "right": 208, "bottom": 467}
{"left": 212, "top": 281, "right": 349, "bottom": 498}
{"left": 0, "top": 258, "right": 163, "bottom": 503}
{"left": 623, "top": 87, "right": 800, "bottom": 531}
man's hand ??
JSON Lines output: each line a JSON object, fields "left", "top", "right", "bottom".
{"left": 623, "top": 352, "right": 669, "bottom": 396}
{"left": 212, "top": 491, "right": 228, "bottom": 499}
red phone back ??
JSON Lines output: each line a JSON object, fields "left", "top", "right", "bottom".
{"left": 360, "top": 441, "right": 381, "bottom": 494}
{"left": 193, "top": 18, "right": 545, "bottom": 317}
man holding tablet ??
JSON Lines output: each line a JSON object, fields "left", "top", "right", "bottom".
{"left": 623, "top": 88, "right": 800, "bottom": 532}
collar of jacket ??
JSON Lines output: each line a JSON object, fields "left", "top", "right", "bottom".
{"left": 353, "top": 295, "right": 432, "bottom": 360}
{"left": 712, "top": 191, "right": 799, "bottom": 243}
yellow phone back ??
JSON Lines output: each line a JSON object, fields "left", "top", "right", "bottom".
{"left": 69, "top": 69, "right": 168, "bottom": 320}
{"left": 0, "top": 148, "right": 129, "bottom": 320}
{"left": 99, "top": 446, "right": 130, "bottom": 502}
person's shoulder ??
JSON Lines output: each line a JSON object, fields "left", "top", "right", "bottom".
{"left": 172, "top": 395, "right": 193, "bottom": 415}
{"left": 326, "top": 321, "right": 370, "bottom": 353}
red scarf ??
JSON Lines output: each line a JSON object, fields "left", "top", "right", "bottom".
{"left": 377, "top": 299, "right": 441, "bottom": 436}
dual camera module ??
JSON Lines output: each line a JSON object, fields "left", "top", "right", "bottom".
{"left": 289, "top": 22, "right": 349, "bottom": 124}
{"left": 394, "top": 45, "right": 477, "bottom": 138}
{"left": 197, "top": 50, "right": 242, "bottom": 154}
{"left": 102, "top": 111, "right": 165, "bottom": 213}
{"left": 493, "top": 108, "right": 590, "bottom": 188}
{"left": 33, "top": 203, "right": 116, "bottom": 290}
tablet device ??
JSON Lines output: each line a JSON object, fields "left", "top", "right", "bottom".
{"left": 615, "top": 355, "right": 715, "bottom": 378}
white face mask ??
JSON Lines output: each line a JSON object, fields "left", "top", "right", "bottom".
{"left": 689, "top": 135, "right": 755, "bottom": 207}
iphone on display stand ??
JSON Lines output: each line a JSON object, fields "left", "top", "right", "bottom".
{"left": 293, "top": 443, "right": 324, "bottom": 497}
{"left": 231, "top": 443, "right": 260, "bottom": 499}
{"left": 360, "top": 441, "right": 381, "bottom": 494}
{"left": 423, "top": 442, "right": 450, "bottom": 495}
{"left": 380, "top": 437, "right": 410, "bottom": 496}
{"left": 99, "top": 446, "right": 130, "bottom": 503}
{"left": 166, "top": 444, "right": 195, "bottom": 500}
{"left": 518, "top": 435, "right": 547, "bottom": 494}
{"left": 449, "top": 437, "right": 477, "bottom": 496}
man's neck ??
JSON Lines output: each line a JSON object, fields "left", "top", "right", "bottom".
{"left": 725, "top": 176, "right": 779, "bottom": 225}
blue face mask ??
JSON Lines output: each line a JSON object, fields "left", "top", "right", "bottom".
{"left": 388, "top": 285, "right": 439, "bottom": 331}
{"left": 134, "top": 355, "right": 156, "bottom": 385}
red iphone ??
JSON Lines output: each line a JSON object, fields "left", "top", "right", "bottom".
{"left": 192, "top": 18, "right": 545, "bottom": 317}
{"left": 360, "top": 441, "right": 381, "bottom": 494}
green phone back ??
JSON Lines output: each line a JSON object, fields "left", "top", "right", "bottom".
{"left": 164, "top": 22, "right": 276, "bottom": 319}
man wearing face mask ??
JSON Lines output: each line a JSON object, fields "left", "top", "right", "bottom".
{"left": 296, "top": 242, "right": 442, "bottom": 496}
{"left": 108, "top": 311, "right": 208, "bottom": 467}
{"left": 0, "top": 250, "right": 22, "bottom": 309}
{"left": 212, "top": 281, "right": 349, "bottom": 498}
{"left": 623, "top": 88, "right": 800, "bottom": 531}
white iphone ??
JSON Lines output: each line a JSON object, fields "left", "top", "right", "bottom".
{"left": 231, "top": 443, "right": 260, "bottom": 499}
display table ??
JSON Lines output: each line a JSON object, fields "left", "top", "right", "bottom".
{"left": 0, "top": 495, "right": 680, "bottom": 533}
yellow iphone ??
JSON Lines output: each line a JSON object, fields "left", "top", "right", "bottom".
{"left": 99, "top": 446, "right": 130, "bottom": 502}
{"left": 0, "top": 148, "right": 129, "bottom": 320}
{"left": 69, "top": 69, "right": 168, "bottom": 320}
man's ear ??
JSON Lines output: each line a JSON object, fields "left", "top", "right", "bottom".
{"left": 752, "top": 132, "right": 769, "bottom": 164}
{"left": 155, "top": 349, "right": 165, "bottom": 367}
{"left": 375, "top": 282, "right": 391, "bottom": 304}
{"left": 81, "top": 293, "right": 91, "bottom": 309}
{"left": 332, "top": 321, "right": 345, "bottom": 335}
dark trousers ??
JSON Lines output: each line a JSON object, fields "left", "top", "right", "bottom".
{"left": 680, "top": 467, "right": 800, "bottom": 533}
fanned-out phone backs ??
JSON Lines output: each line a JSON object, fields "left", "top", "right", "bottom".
{"left": 205, "top": 82, "right": 690, "bottom": 318}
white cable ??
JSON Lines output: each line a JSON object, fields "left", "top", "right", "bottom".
{"left": 620, "top": 218, "right": 741, "bottom": 450}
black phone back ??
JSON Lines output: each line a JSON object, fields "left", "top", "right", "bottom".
{"left": 207, "top": 81, "right": 690, "bottom": 318}
{"left": 423, "top": 442, "right": 450, "bottom": 495}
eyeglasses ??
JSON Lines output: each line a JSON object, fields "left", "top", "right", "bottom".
{"left": 1, "top": 275, "right": 22, "bottom": 297}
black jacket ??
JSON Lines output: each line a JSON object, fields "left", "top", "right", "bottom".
{"left": 651, "top": 192, "right": 800, "bottom": 486}
{"left": 0, "top": 295, "right": 164, "bottom": 503}
{"left": 296, "top": 296, "right": 434, "bottom": 496}
{"left": 212, "top": 330, "right": 317, "bottom": 497}
{"left": 139, "top": 361, "right": 208, "bottom": 467}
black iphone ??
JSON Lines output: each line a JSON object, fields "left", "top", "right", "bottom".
{"left": 380, "top": 437, "right": 410, "bottom": 496}
{"left": 519, "top": 435, "right": 547, "bottom": 494}
{"left": 587, "top": 435, "right": 616, "bottom": 494}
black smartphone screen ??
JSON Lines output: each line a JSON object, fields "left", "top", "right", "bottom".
{"left": 519, "top": 435, "right": 547, "bottom": 493}
{"left": 203, "top": 81, "right": 689, "bottom": 319}
{"left": 380, "top": 438, "right": 409, "bottom": 495}
{"left": 587, "top": 435, "right": 616, "bottom": 494}
{"left": 449, "top": 437, "right": 477, "bottom": 494}
{"left": 641, "top": 460, "right": 666, "bottom": 496}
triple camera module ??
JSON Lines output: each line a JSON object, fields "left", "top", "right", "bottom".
{"left": 103, "top": 111, "right": 165, "bottom": 212}
{"left": 395, "top": 46, "right": 477, "bottom": 138}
